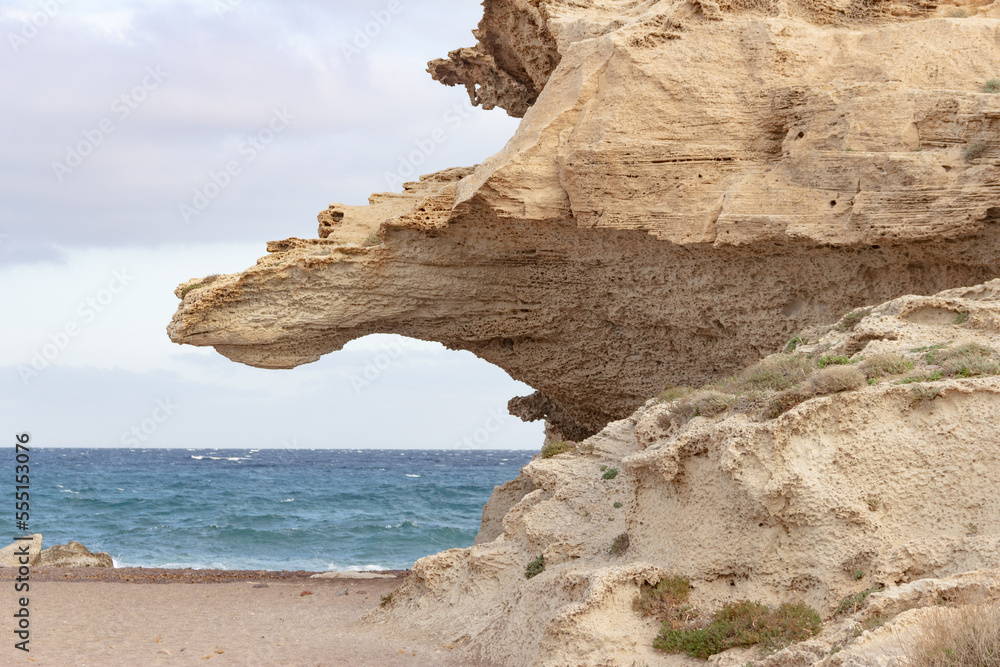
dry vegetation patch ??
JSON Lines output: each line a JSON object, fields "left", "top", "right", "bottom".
{"left": 908, "top": 602, "right": 1000, "bottom": 666}
{"left": 540, "top": 440, "right": 575, "bottom": 458}
{"left": 653, "top": 599, "right": 821, "bottom": 659}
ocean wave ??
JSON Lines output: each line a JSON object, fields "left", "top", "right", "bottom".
{"left": 405, "top": 474, "right": 420, "bottom": 478}
{"left": 190, "top": 455, "right": 249, "bottom": 461}
{"left": 325, "top": 562, "right": 389, "bottom": 572}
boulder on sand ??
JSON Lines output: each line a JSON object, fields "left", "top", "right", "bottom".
{"left": 39, "top": 541, "right": 113, "bottom": 568}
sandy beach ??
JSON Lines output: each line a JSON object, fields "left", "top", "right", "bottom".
{"left": 0, "top": 567, "right": 467, "bottom": 666}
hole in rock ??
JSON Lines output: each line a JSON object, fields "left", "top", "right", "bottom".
{"left": 797, "top": 131, "right": 804, "bottom": 138}
{"left": 336, "top": 334, "right": 544, "bottom": 451}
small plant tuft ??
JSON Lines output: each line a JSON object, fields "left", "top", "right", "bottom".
{"left": 964, "top": 142, "right": 987, "bottom": 162}
{"left": 180, "top": 283, "right": 205, "bottom": 298}
{"left": 635, "top": 576, "right": 692, "bottom": 619}
{"left": 613, "top": 501, "right": 623, "bottom": 508}
{"left": 380, "top": 592, "right": 394, "bottom": 607}
{"left": 541, "top": 440, "right": 575, "bottom": 459}
{"left": 937, "top": 343, "right": 1000, "bottom": 378}
{"left": 817, "top": 354, "right": 853, "bottom": 368}
{"left": 609, "top": 533, "right": 630, "bottom": 556}
{"left": 362, "top": 234, "right": 383, "bottom": 247}
{"left": 984, "top": 78, "right": 1000, "bottom": 94}
{"left": 784, "top": 336, "right": 807, "bottom": 353}
{"left": 603, "top": 467, "right": 619, "bottom": 480}
{"left": 835, "top": 586, "right": 883, "bottom": 616}
{"left": 655, "top": 386, "right": 690, "bottom": 403}
{"left": 862, "top": 353, "right": 914, "bottom": 378}
{"left": 906, "top": 602, "right": 1000, "bottom": 667}
{"left": 910, "top": 385, "right": 942, "bottom": 406}
{"left": 525, "top": 555, "right": 545, "bottom": 579}
{"left": 955, "top": 312, "right": 969, "bottom": 324}
{"left": 654, "top": 600, "right": 822, "bottom": 659}
{"left": 854, "top": 570, "right": 865, "bottom": 581}
{"left": 837, "top": 307, "right": 872, "bottom": 332}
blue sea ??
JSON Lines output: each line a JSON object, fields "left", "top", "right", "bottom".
{"left": 16, "top": 449, "right": 534, "bottom": 571}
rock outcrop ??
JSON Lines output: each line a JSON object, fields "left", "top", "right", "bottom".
{"left": 370, "top": 280, "right": 1000, "bottom": 665}
{"left": 39, "top": 541, "right": 113, "bottom": 568}
{"left": 163, "top": 0, "right": 1000, "bottom": 663}
{"left": 168, "top": 0, "right": 1000, "bottom": 439}
{"left": 0, "top": 535, "right": 42, "bottom": 567}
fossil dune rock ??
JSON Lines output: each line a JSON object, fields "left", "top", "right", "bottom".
{"left": 168, "top": 0, "right": 1000, "bottom": 439}
{"left": 165, "top": 0, "right": 1000, "bottom": 663}
{"left": 370, "top": 281, "right": 1000, "bottom": 665}
{"left": 39, "top": 541, "right": 114, "bottom": 568}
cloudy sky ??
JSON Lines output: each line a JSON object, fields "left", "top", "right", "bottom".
{"left": 0, "top": 0, "right": 544, "bottom": 449}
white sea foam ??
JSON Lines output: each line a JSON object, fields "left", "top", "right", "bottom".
{"left": 326, "top": 562, "right": 388, "bottom": 572}
{"left": 405, "top": 474, "right": 420, "bottom": 478}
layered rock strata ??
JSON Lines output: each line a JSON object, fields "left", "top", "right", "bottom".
{"left": 370, "top": 280, "right": 1000, "bottom": 665}
{"left": 169, "top": 0, "right": 1000, "bottom": 438}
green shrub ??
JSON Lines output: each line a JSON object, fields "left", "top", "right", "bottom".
{"left": 955, "top": 312, "right": 969, "bottom": 324}
{"left": 180, "top": 283, "right": 205, "bottom": 298}
{"left": 603, "top": 468, "right": 619, "bottom": 480}
{"left": 723, "top": 354, "right": 815, "bottom": 394}
{"left": 609, "top": 533, "right": 630, "bottom": 556}
{"left": 784, "top": 336, "right": 807, "bottom": 353}
{"left": 766, "top": 366, "right": 865, "bottom": 418}
{"left": 984, "top": 78, "right": 1000, "bottom": 93}
{"left": 937, "top": 343, "right": 1000, "bottom": 378}
{"left": 380, "top": 592, "right": 394, "bottom": 607}
{"left": 613, "top": 501, "right": 622, "bottom": 508}
{"left": 525, "top": 555, "right": 545, "bottom": 579}
{"left": 804, "top": 366, "right": 866, "bottom": 394}
{"left": 655, "top": 600, "right": 822, "bottom": 658}
{"left": 862, "top": 353, "right": 914, "bottom": 377}
{"left": 635, "top": 576, "right": 692, "bottom": 619}
{"left": 910, "top": 385, "right": 942, "bottom": 406}
{"left": 817, "top": 354, "right": 852, "bottom": 368}
{"left": 541, "top": 440, "right": 575, "bottom": 459}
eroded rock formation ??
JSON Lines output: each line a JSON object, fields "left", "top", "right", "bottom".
{"left": 168, "top": 0, "right": 1000, "bottom": 439}
{"left": 370, "top": 281, "right": 1000, "bottom": 665}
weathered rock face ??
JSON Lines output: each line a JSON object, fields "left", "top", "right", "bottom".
{"left": 368, "top": 280, "right": 1000, "bottom": 666}
{"left": 168, "top": 0, "right": 1000, "bottom": 439}
{"left": 0, "top": 535, "right": 42, "bottom": 567}
{"left": 39, "top": 541, "right": 113, "bottom": 568}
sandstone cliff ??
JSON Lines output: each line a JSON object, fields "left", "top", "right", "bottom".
{"left": 165, "top": 0, "right": 1000, "bottom": 663}
{"left": 371, "top": 280, "right": 1000, "bottom": 665}
{"left": 168, "top": 0, "right": 1000, "bottom": 440}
